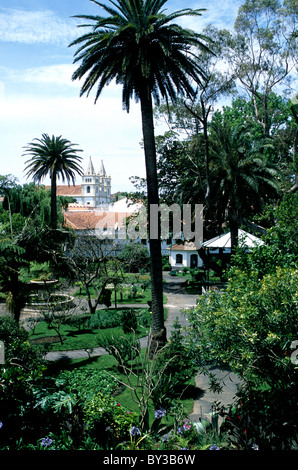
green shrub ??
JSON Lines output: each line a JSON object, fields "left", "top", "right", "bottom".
{"left": 55, "top": 369, "right": 120, "bottom": 398}
{"left": 83, "top": 394, "right": 137, "bottom": 444}
{"left": 152, "top": 319, "right": 198, "bottom": 408}
{"left": 0, "top": 316, "right": 47, "bottom": 448}
{"left": 187, "top": 266, "right": 298, "bottom": 450}
{"left": 31, "top": 369, "right": 136, "bottom": 449}
{"left": 121, "top": 309, "right": 138, "bottom": 333}
{"left": 65, "top": 314, "right": 91, "bottom": 331}
{"left": 99, "top": 288, "right": 112, "bottom": 307}
{"left": 97, "top": 331, "right": 140, "bottom": 367}
{"left": 89, "top": 310, "right": 121, "bottom": 329}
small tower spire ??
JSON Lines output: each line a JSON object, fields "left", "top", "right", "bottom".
{"left": 99, "top": 159, "right": 106, "bottom": 176}
{"left": 86, "top": 156, "right": 95, "bottom": 175}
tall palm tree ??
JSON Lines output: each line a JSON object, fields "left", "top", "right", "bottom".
{"left": 209, "top": 120, "right": 280, "bottom": 251}
{"left": 70, "top": 0, "right": 211, "bottom": 353}
{"left": 23, "top": 134, "right": 83, "bottom": 230}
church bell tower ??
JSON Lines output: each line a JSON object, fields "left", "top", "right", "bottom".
{"left": 81, "top": 157, "right": 111, "bottom": 207}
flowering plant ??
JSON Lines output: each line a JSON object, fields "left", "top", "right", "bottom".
{"left": 123, "top": 426, "right": 149, "bottom": 450}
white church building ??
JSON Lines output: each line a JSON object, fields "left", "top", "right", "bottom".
{"left": 76, "top": 157, "right": 112, "bottom": 207}
{"left": 52, "top": 156, "right": 111, "bottom": 208}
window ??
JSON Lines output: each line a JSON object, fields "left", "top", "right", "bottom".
{"left": 176, "top": 254, "right": 183, "bottom": 264}
{"left": 190, "top": 254, "right": 198, "bottom": 268}
{"left": 87, "top": 186, "right": 90, "bottom": 194}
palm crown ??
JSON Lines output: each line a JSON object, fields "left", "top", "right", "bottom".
{"left": 210, "top": 121, "right": 280, "bottom": 247}
{"left": 24, "top": 134, "right": 83, "bottom": 229}
{"left": 70, "top": 0, "right": 211, "bottom": 110}
{"left": 24, "top": 134, "right": 83, "bottom": 184}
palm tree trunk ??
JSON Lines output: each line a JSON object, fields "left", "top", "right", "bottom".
{"left": 50, "top": 171, "right": 57, "bottom": 230}
{"left": 139, "top": 85, "right": 166, "bottom": 356}
{"left": 229, "top": 208, "right": 238, "bottom": 255}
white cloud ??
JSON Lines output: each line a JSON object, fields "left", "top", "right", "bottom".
{"left": 175, "top": 0, "right": 242, "bottom": 32}
{"left": 0, "top": 81, "right": 5, "bottom": 101}
{"left": 0, "top": 63, "right": 77, "bottom": 88}
{"left": 0, "top": 8, "right": 77, "bottom": 45}
{"left": 22, "top": 64, "right": 78, "bottom": 88}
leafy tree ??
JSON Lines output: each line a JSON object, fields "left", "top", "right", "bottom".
{"left": 187, "top": 265, "right": 298, "bottom": 449}
{"left": 62, "top": 234, "right": 123, "bottom": 315}
{"left": 0, "top": 233, "right": 29, "bottom": 322}
{"left": 0, "top": 175, "right": 18, "bottom": 234}
{"left": 70, "top": 0, "right": 212, "bottom": 353}
{"left": 183, "top": 25, "right": 236, "bottom": 207}
{"left": 225, "top": 0, "right": 297, "bottom": 137}
{"left": 1, "top": 182, "right": 73, "bottom": 230}
{"left": 0, "top": 316, "right": 46, "bottom": 448}
{"left": 155, "top": 130, "right": 206, "bottom": 207}
{"left": 23, "top": 134, "right": 83, "bottom": 230}
{"left": 266, "top": 191, "right": 298, "bottom": 258}
{"left": 118, "top": 241, "right": 150, "bottom": 273}
{"left": 0, "top": 205, "right": 26, "bottom": 235}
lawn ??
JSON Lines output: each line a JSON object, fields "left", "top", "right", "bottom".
{"left": 29, "top": 307, "right": 151, "bottom": 351}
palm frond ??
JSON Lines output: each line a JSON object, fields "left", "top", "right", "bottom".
{"left": 70, "top": 0, "right": 212, "bottom": 109}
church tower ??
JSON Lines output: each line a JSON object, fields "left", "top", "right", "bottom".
{"left": 81, "top": 157, "right": 111, "bottom": 207}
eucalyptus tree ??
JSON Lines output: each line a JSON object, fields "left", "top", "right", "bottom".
{"left": 225, "top": 0, "right": 297, "bottom": 137}
{"left": 70, "top": 0, "right": 211, "bottom": 352}
{"left": 23, "top": 134, "right": 83, "bottom": 230}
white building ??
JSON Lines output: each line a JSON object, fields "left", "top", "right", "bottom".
{"left": 78, "top": 157, "right": 111, "bottom": 207}
{"left": 167, "top": 241, "right": 203, "bottom": 269}
{"left": 202, "top": 229, "right": 265, "bottom": 253}
{"left": 52, "top": 157, "right": 111, "bottom": 208}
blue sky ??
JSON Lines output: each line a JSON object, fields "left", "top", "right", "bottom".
{"left": 0, "top": 0, "right": 243, "bottom": 192}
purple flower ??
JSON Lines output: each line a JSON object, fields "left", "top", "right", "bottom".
{"left": 41, "top": 437, "right": 53, "bottom": 447}
{"left": 183, "top": 420, "right": 191, "bottom": 431}
{"left": 130, "top": 426, "right": 141, "bottom": 437}
{"left": 209, "top": 444, "right": 220, "bottom": 450}
{"left": 0, "top": 421, "right": 3, "bottom": 429}
{"left": 252, "top": 443, "right": 259, "bottom": 450}
{"left": 155, "top": 408, "right": 166, "bottom": 419}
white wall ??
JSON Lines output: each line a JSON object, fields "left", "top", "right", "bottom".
{"left": 169, "top": 250, "right": 203, "bottom": 268}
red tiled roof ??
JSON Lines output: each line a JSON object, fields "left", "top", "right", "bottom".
{"left": 44, "top": 185, "right": 82, "bottom": 196}
{"left": 168, "top": 242, "right": 197, "bottom": 251}
{"left": 63, "top": 209, "right": 128, "bottom": 230}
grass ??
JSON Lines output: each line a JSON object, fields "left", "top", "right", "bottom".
{"left": 75, "top": 284, "right": 167, "bottom": 305}
{"left": 29, "top": 311, "right": 150, "bottom": 352}
{"left": 31, "top": 323, "right": 127, "bottom": 351}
